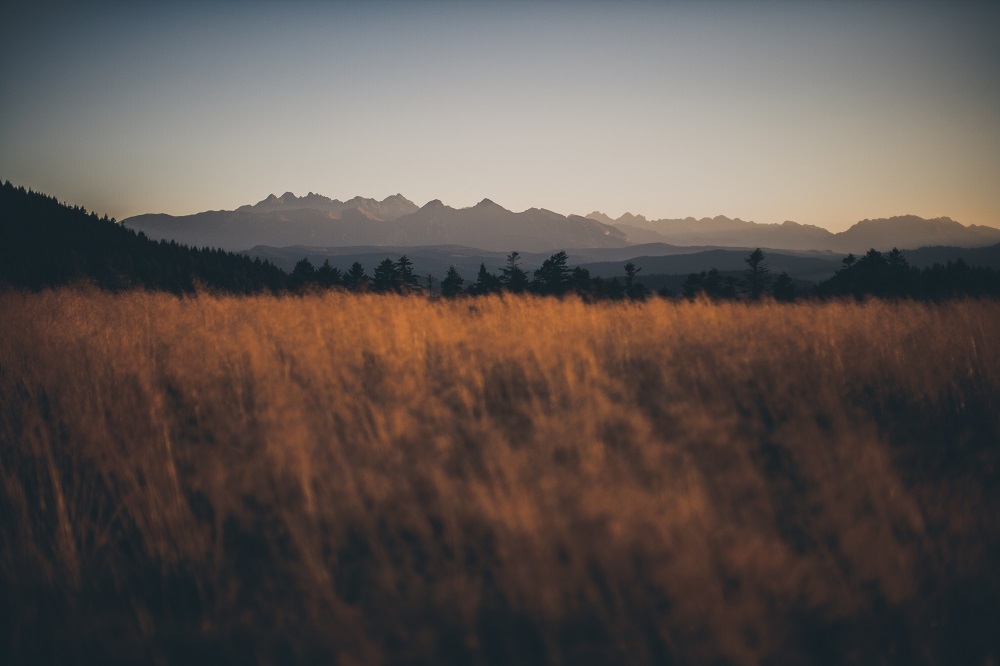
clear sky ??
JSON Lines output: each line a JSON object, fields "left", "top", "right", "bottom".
{"left": 2, "top": 0, "right": 998, "bottom": 231}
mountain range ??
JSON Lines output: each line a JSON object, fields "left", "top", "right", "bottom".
{"left": 125, "top": 194, "right": 627, "bottom": 253}
{"left": 583, "top": 212, "right": 1000, "bottom": 254}
{"left": 123, "top": 192, "right": 1000, "bottom": 255}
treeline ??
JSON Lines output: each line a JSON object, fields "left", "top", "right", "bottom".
{"left": 679, "top": 247, "right": 1000, "bottom": 301}
{"left": 287, "top": 250, "right": 653, "bottom": 300}
{"left": 1, "top": 182, "right": 286, "bottom": 294}
{"left": 814, "top": 248, "right": 1000, "bottom": 299}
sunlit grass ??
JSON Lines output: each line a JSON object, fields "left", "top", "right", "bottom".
{"left": 2, "top": 289, "right": 998, "bottom": 664}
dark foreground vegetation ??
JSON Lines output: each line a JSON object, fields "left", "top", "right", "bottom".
{"left": 2, "top": 292, "right": 999, "bottom": 665}
{"left": 4, "top": 181, "right": 1000, "bottom": 301}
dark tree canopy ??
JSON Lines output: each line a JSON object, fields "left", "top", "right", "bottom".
{"left": 744, "top": 248, "right": 770, "bottom": 299}
{"left": 372, "top": 258, "right": 400, "bottom": 293}
{"left": 500, "top": 251, "right": 531, "bottom": 293}
{"left": 396, "top": 255, "right": 419, "bottom": 291}
{"left": 440, "top": 265, "right": 465, "bottom": 297}
{"left": 532, "top": 251, "right": 571, "bottom": 295}
{"left": 317, "top": 260, "right": 343, "bottom": 288}
{"left": 469, "top": 263, "right": 502, "bottom": 295}
{"left": 344, "top": 262, "right": 370, "bottom": 292}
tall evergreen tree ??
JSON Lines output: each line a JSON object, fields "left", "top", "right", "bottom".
{"left": 500, "top": 251, "right": 530, "bottom": 293}
{"left": 372, "top": 258, "right": 400, "bottom": 293}
{"left": 395, "top": 255, "right": 419, "bottom": 292}
{"left": 440, "top": 265, "right": 465, "bottom": 297}
{"left": 317, "top": 259, "right": 343, "bottom": 288}
{"left": 744, "top": 248, "right": 770, "bottom": 299}
{"left": 532, "top": 250, "right": 570, "bottom": 295}
{"left": 624, "top": 261, "right": 650, "bottom": 300}
{"left": 344, "top": 261, "right": 369, "bottom": 292}
{"left": 290, "top": 257, "right": 317, "bottom": 291}
{"left": 470, "top": 263, "right": 502, "bottom": 295}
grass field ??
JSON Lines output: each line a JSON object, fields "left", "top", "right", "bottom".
{"left": 2, "top": 289, "right": 998, "bottom": 664}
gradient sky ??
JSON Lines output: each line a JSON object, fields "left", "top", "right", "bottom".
{"left": 2, "top": 1, "right": 998, "bottom": 231}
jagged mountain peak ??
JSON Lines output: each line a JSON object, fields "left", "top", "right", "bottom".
{"left": 474, "top": 198, "right": 506, "bottom": 211}
{"left": 585, "top": 211, "right": 617, "bottom": 226}
{"left": 616, "top": 212, "right": 648, "bottom": 225}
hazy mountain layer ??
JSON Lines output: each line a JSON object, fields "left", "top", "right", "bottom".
{"left": 125, "top": 196, "right": 628, "bottom": 253}
{"left": 586, "top": 211, "right": 1000, "bottom": 253}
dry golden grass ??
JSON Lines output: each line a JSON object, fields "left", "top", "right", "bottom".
{"left": 1, "top": 289, "right": 999, "bottom": 664}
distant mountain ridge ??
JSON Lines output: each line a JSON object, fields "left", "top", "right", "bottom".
{"left": 125, "top": 194, "right": 629, "bottom": 253}
{"left": 584, "top": 211, "right": 1000, "bottom": 253}
{"left": 122, "top": 191, "right": 1000, "bottom": 254}
{"left": 237, "top": 192, "right": 418, "bottom": 221}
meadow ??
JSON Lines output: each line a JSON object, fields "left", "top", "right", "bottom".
{"left": 1, "top": 289, "right": 998, "bottom": 665}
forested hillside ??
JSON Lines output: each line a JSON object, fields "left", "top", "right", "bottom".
{"left": 0, "top": 182, "right": 286, "bottom": 293}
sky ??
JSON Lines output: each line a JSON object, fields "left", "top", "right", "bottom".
{"left": 1, "top": 0, "right": 998, "bottom": 232}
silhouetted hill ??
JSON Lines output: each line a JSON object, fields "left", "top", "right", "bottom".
{"left": 900, "top": 243, "right": 1000, "bottom": 270}
{"left": 0, "top": 182, "right": 286, "bottom": 293}
{"left": 126, "top": 195, "right": 629, "bottom": 253}
{"left": 579, "top": 249, "right": 844, "bottom": 283}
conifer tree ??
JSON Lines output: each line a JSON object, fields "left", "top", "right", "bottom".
{"left": 317, "top": 259, "right": 342, "bottom": 288}
{"left": 395, "top": 255, "right": 419, "bottom": 291}
{"left": 440, "top": 265, "right": 465, "bottom": 297}
{"left": 470, "top": 263, "right": 501, "bottom": 295}
{"left": 290, "top": 257, "right": 317, "bottom": 291}
{"left": 344, "top": 261, "right": 369, "bottom": 292}
{"left": 500, "top": 251, "right": 530, "bottom": 293}
{"left": 373, "top": 258, "right": 400, "bottom": 293}
{"left": 744, "top": 248, "right": 770, "bottom": 299}
{"left": 532, "top": 251, "right": 570, "bottom": 295}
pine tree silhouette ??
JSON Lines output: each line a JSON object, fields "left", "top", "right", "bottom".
{"left": 500, "top": 251, "right": 530, "bottom": 293}
{"left": 440, "top": 265, "right": 465, "bottom": 297}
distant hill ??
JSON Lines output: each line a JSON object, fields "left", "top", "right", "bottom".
{"left": 125, "top": 195, "right": 629, "bottom": 253}
{"left": 585, "top": 211, "right": 1000, "bottom": 253}
{"left": 579, "top": 249, "right": 845, "bottom": 283}
{"left": 900, "top": 243, "right": 1000, "bottom": 270}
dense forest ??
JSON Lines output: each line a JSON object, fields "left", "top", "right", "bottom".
{"left": 0, "top": 182, "right": 286, "bottom": 294}
{"left": 3, "top": 181, "right": 1000, "bottom": 300}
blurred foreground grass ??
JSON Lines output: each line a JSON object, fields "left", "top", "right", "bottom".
{"left": 1, "top": 289, "right": 998, "bottom": 664}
